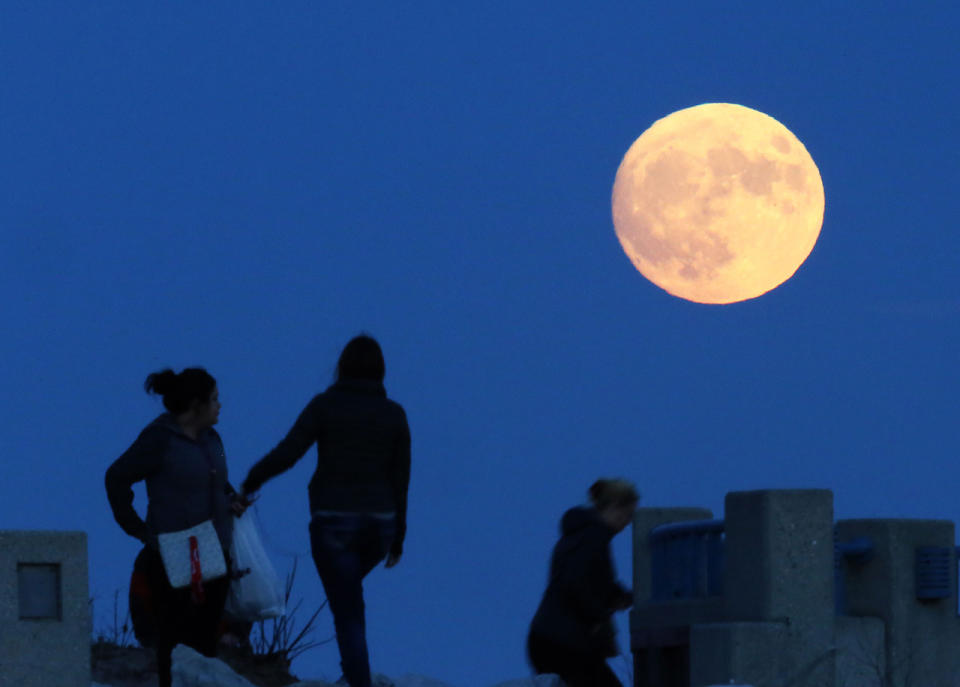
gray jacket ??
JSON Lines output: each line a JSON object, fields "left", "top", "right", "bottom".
{"left": 105, "top": 414, "right": 236, "bottom": 552}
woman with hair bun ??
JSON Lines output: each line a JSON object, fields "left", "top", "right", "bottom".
{"left": 105, "top": 367, "right": 247, "bottom": 687}
{"left": 527, "top": 478, "right": 639, "bottom": 687}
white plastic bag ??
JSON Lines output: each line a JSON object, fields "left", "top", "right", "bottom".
{"left": 224, "top": 510, "right": 285, "bottom": 621}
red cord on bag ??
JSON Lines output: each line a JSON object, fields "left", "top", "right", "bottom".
{"left": 189, "top": 535, "right": 206, "bottom": 604}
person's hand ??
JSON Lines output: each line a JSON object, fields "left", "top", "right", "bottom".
{"left": 385, "top": 546, "right": 402, "bottom": 568}
{"left": 231, "top": 491, "right": 256, "bottom": 517}
{"left": 615, "top": 590, "right": 634, "bottom": 611}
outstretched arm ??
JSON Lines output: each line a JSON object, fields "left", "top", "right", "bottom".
{"left": 243, "top": 396, "right": 323, "bottom": 495}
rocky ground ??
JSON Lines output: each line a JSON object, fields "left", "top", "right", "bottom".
{"left": 91, "top": 641, "right": 307, "bottom": 687}
{"left": 90, "top": 641, "right": 564, "bottom": 687}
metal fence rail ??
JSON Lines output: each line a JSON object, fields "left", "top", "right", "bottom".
{"left": 649, "top": 519, "right": 725, "bottom": 601}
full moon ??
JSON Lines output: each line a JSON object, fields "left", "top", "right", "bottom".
{"left": 611, "top": 103, "right": 824, "bottom": 304}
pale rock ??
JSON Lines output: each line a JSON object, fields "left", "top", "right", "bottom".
{"left": 170, "top": 645, "right": 258, "bottom": 687}
{"left": 491, "top": 676, "right": 565, "bottom": 687}
{"left": 391, "top": 675, "right": 458, "bottom": 687}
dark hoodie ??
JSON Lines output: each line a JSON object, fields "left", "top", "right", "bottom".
{"left": 529, "top": 506, "right": 631, "bottom": 657}
{"left": 242, "top": 378, "right": 411, "bottom": 555}
{"left": 105, "top": 414, "right": 236, "bottom": 552}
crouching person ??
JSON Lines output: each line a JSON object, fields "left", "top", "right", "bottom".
{"left": 528, "top": 478, "right": 638, "bottom": 687}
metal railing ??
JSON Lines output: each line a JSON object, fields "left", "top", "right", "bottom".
{"left": 649, "top": 519, "right": 725, "bottom": 601}
{"left": 649, "top": 525, "right": 960, "bottom": 616}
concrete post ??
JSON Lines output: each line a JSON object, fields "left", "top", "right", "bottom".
{"left": 709, "top": 490, "right": 835, "bottom": 687}
{"left": 836, "top": 518, "right": 960, "bottom": 687}
{"left": 0, "top": 530, "right": 90, "bottom": 687}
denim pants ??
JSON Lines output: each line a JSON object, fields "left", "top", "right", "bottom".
{"left": 310, "top": 513, "right": 396, "bottom": 687}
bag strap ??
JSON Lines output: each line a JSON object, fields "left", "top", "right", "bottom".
{"left": 189, "top": 535, "right": 206, "bottom": 603}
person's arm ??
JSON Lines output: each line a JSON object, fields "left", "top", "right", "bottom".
{"left": 104, "top": 426, "right": 166, "bottom": 543}
{"left": 242, "top": 396, "right": 323, "bottom": 495}
{"left": 387, "top": 409, "right": 411, "bottom": 564}
{"left": 570, "top": 539, "right": 624, "bottom": 622}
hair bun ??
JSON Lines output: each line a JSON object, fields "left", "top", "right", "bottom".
{"left": 142, "top": 367, "right": 217, "bottom": 415}
{"left": 144, "top": 369, "right": 177, "bottom": 396}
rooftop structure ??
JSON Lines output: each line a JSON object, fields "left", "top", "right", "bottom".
{"left": 631, "top": 489, "right": 960, "bottom": 687}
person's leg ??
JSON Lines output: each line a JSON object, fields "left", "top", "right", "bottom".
{"left": 143, "top": 548, "right": 178, "bottom": 687}
{"left": 527, "top": 632, "right": 619, "bottom": 687}
{"left": 185, "top": 575, "right": 231, "bottom": 658}
{"left": 527, "top": 631, "right": 552, "bottom": 674}
{"left": 310, "top": 517, "right": 373, "bottom": 687}
{"left": 586, "top": 659, "right": 624, "bottom": 687}
{"left": 527, "top": 631, "right": 576, "bottom": 678}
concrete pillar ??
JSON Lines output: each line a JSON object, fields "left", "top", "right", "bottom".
{"left": 0, "top": 530, "right": 90, "bottom": 687}
{"left": 835, "top": 519, "right": 960, "bottom": 687}
{"left": 722, "top": 490, "right": 835, "bottom": 686}
{"left": 690, "top": 621, "right": 786, "bottom": 687}
{"left": 834, "top": 616, "right": 885, "bottom": 687}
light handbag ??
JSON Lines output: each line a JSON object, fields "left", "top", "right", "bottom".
{"left": 157, "top": 519, "right": 227, "bottom": 589}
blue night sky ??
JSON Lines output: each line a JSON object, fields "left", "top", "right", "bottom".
{"left": 1, "top": 3, "right": 958, "bottom": 686}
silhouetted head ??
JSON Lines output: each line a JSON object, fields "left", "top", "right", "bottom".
{"left": 336, "top": 335, "right": 385, "bottom": 383}
{"left": 589, "top": 478, "right": 640, "bottom": 533}
{"left": 144, "top": 368, "right": 219, "bottom": 425}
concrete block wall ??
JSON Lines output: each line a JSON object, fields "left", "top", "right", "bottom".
{"left": 0, "top": 530, "right": 90, "bottom": 687}
{"left": 690, "top": 621, "right": 787, "bottom": 687}
{"left": 836, "top": 519, "right": 960, "bottom": 687}
{"left": 722, "top": 489, "right": 835, "bottom": 687}
{"left": 835, "top": 616, "right": 884, "bottom": 687}
{"left": 632, "top": 490, "right": 838, "bottom": 687}
{"left": 632, "top": 491, "right": 960, "bottom": 687}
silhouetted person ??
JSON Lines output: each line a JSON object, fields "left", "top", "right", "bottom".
{"left": 241, "top": 334, "right": 411, "bottom": 687}
{"left": 105, "top": 368, "right": 247, "bottom": 687}
{"left": 528, "top": 479, "right": 639, "bottom": 687}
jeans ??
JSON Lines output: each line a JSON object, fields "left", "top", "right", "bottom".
{"left": 310, "top": 513, "right": 396, "bottom": 687}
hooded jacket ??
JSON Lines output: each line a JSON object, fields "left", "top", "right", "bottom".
{"left": 529, "top": 506, "right": 632, "bottom": 657}
{"left": 105, "top": 414, "right": 236, "bottom": 552}
{"left": 242, "top": 378, "right": 411, "bottom": 555}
